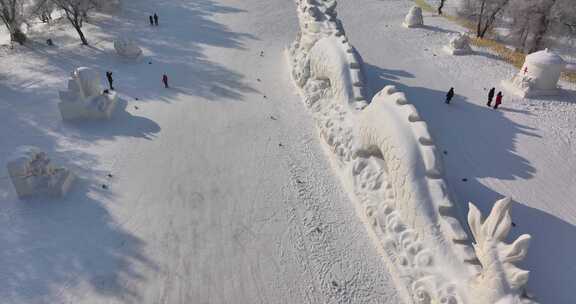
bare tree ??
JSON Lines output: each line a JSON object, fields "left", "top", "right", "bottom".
{"left": 34, "top": 0, "right": 54, "bottom": 22}
{"left": 528, "top": 0, "right": 557, "bottom": 52}
{"left": 475, "top": 0, "right": 510, "bottom": 38}
{"left": 0, "top": 0, "right": 27, "bottom": 44}
{"left": 438, "top": 0, "right": 446, "bottom": 15}
{"left": 51, "top": 0, "right": 96, "bottom": 45}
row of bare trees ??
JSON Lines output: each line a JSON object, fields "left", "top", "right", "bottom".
{"left": 437, "top": 0, "right": 576, "bottom": 53}
{"left": 0, "top": 0, "right": 117, "bottom": 46}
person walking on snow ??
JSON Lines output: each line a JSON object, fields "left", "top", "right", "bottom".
{"left": 487, "top": 87, "right": 495, "bottom": 107}
{"left": 493, "top": 91, "right": 503, "bottom": 109}
{"left": 162, "top": 73, "right": 169, "bottom": 88}
{"left": 149, "top": 15, "right": 154, "bottom": 26}
{"left": 106, "top": 71, "right": 114, "bottom": 90}
{"left": 445, "top": 87, "right": 454, "bottom": 104}
{"left": 154, "top": 13, "right": 159, "bottom": 26}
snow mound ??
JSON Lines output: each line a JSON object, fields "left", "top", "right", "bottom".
{"left": 58, "top": 67, "right": 117, "bottom": 120}
{"left": 6, "top": 146, "right": 75, "bottom": 198}
{"left": 503, "top": 49, "right": 576, "bottom": 98}
{"left": 114, "top": 37, "right": 142, "bottom": 59}
{"left": 289, "top": 1, "right": 537, "bottom": 303}
{"left": 403, "top": 6, "right": 424, "bottom": 28}
{"left": 444, "top": 33, "right": 472, "bottom": 55}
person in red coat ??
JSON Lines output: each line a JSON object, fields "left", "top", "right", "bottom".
{"left": 493, "top": 91, "right": 503, "bottom": 109}
{"left": 162, "top": 73, "right": 169, "bottom": 88}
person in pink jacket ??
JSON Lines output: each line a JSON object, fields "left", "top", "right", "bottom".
{"left": 493, "top": 91, "right": 503, "bottom": 109}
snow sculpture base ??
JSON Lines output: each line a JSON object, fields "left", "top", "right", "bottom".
{"left": 58, "top": 67, "right": 118, "bottom": 121}
{"left": 403, "top": 6, "right": 423, "bottom": 28}
{"left": 444, "top": 46, "right": 472, "bottom": 55}
{"left": 444, "top": 33, "right": 472, "bottom": 55}
{"left": 7, "top": 146, "right": 75, "bottom": 198}
{"left": 114, "top": 38, "right": 142, "bottom": 59}
{"left": 502, "top": 78, "right": 560, "bottom": 98}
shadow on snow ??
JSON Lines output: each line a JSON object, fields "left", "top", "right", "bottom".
{"left": 364, "top": 62, "right": 576, "bottom": 303}
{"left": 0, "top": 0, "right": 257, "bottom": 302}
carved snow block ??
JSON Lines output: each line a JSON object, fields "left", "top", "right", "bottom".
{"left": 7, "top": 146, "right": 75, "bottom": 198}
{"left": 58, "top": 67, "right": 117, "bottom": 121}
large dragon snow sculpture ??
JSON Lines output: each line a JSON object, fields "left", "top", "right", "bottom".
{"left": 289, "top": 1, "right": 537, "bottom": 303}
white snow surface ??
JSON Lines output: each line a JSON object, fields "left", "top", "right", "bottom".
{"left": 0, "top": 0, "right": 575, "bottom": 303}
{"left": 337, "top": 0, "right": 576, "bottom": 303}
{"left": 0, "top": 0, "right": 401, "bottom": 303}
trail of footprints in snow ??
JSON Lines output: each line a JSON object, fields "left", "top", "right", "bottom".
{"left": 280, "top": 151, "right": 388, "bottom": 303}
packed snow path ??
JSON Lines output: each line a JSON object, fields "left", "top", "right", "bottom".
{"left": 338, "top": 0, "right": 576, "bottom": 303}
{"left": 0, "top": 0, "right": 401, "bottom": 303}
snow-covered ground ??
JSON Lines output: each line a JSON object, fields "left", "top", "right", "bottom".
{"left": 338, "top": 1, "right": 576, "bottom": 303}
{"left": 0, "top": 0, "right": 401, "bottom": 303}
{"left": 2, "top": 0, "right": 576, "bottom": 303}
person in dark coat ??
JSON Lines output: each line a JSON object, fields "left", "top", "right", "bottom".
{"left": 487, "top": 87, "right": 495, "bottom": 106}
{"left": 149, "top": 15, "right": 154, "bottom": 26}
{"left": 153, "top": 13, "right": 159, "bottom": 26}
{"left": 493, "top": 91, "right": 503, "bottom": 109}
{"left": 445, "top": 87, "right": 454, "bottom": 104}
{"left": 106, "top": 71, "right": 114, "bottom": 90}
{"left": 162, "top": 73, "right": 169, "bottom": 88}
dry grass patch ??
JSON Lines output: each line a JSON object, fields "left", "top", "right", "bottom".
{"left": 411, "top": 0, "right": 575, "bottom": 83}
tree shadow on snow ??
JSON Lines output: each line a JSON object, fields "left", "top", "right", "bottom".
{"left": 0, "top": 179, "right": 157, "bottom": 303}
{"left": 0, "top": 82, "right": 158, "bottom": 302}
{"left": 10, "top": 0, "right": 258, "bottom": 105}
{"left": 89, "top": 0, "right": 258, "bottom": 103}
{"left": 364, "top": 62, "right": 575, "bottom": 303}
{"left": 0, "top": 0, "right": 262, "bottom": 300}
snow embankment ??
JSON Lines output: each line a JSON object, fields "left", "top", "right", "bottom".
{"left": 288, "top": 1, "right": 536, "bottom": 303}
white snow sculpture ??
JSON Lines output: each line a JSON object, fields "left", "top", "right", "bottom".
{"left": 58, "top": 67, "right": 117, "bottom": 121}
{"left": 6, "top": 146, "right": 75, "bottom": 198}
{"left": 291, "top": 1, "right": 538, "bottom": 303}
{"left": 114, "top": 37, "right": 142, "bottom": 59}
{"left": 503, "top": 49, "right": 572, "bottom": 98}
{"left": 468, "top": 198, "right": 532, "bottom": 304}
{"left": 444, "top": 33, "right": 472, "bottom": 55}
{"left": 403, "top": 6, "right": 424, "bottom": 28}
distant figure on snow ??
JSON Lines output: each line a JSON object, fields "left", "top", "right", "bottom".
{"left": 445, "top": 87, "right": 454, "bottom": 104}
{"left": 149, "top": 15, "right": 154, "bottom": 26}
{"left": 154, "top": 13, "right": 159, "bottom": 26}
{"left": 106, "top": 71, "right": 114, "bottom": 90}
{"left": 493, "top": 91, "right": 503, "bottom": 109}
{"left": 487, "top": 87, "right": 495, "bottom": 106}
{"left": 162, "top": 73, "right": 169, "bottom": 88}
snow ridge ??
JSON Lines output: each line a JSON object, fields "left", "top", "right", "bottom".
{"left": 289, "top": 1, "right": 537, "bottom": 303}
